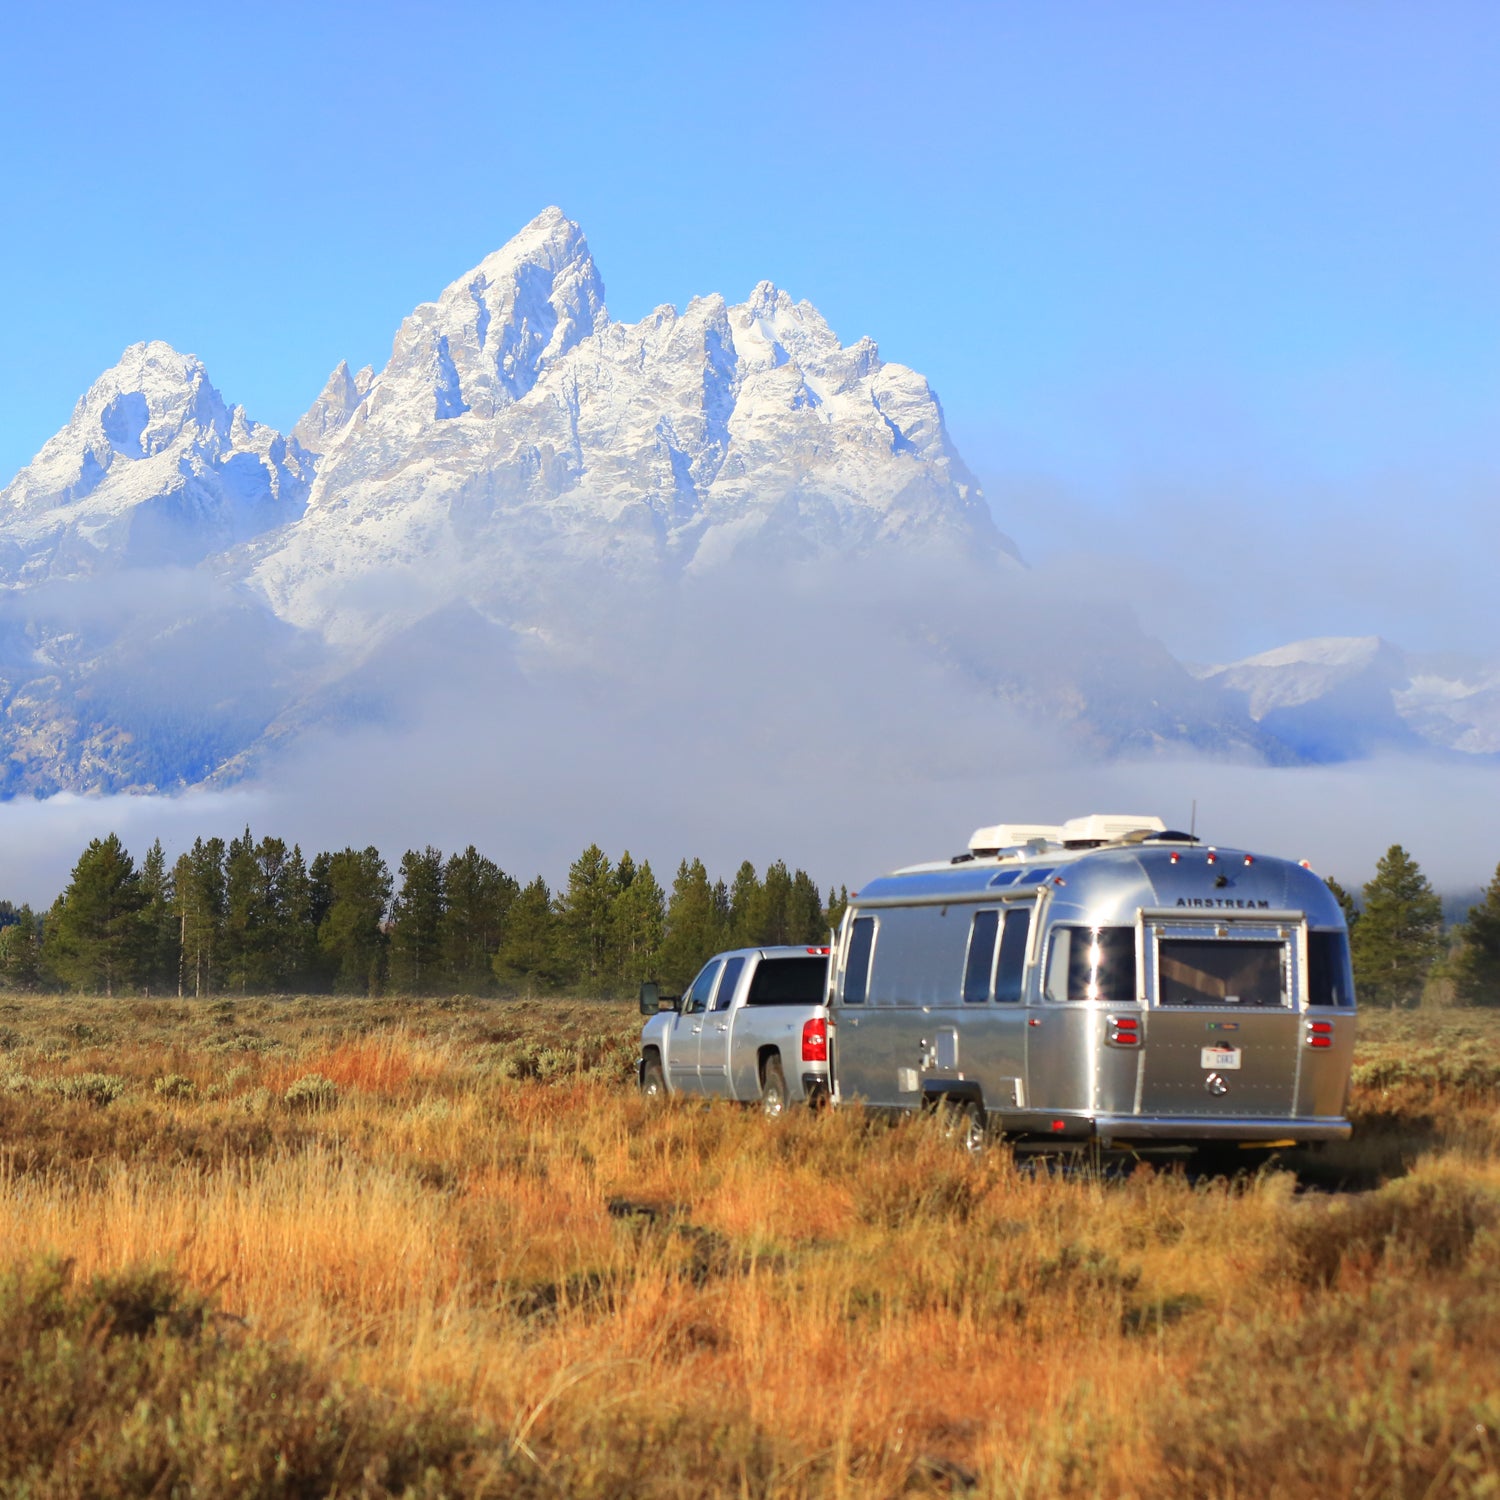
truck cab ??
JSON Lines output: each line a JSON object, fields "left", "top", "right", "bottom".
{"left": 638, "top": 946, "right": 831, "bottom": 1113}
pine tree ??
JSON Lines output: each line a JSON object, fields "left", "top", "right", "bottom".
{"left": 1351, "top": 844, "right": 1444, "bottom": 1008}
{"left": 223, "top": 827, "right": 268, "bottom": 994}
{"left": 555, "top": 844, "right": 615, "bottom": 995}
{"left": 825, "top": 885, "right": 849, "bottom": 936}
{"left": 389, "top": 847, "right": 446, "bottom": 994}
{"left": 727, "top": 861, "right": 762, "bottom": 947}
{"left": 174, "top": 838, "right": 226, "bottom": 997}
{"left": 1453, "top": 862, "right": 1500, "bottom": 1006}
{"left": 0, "top": 905, "right": 44, "bottom": 991}
{"left": 657, "top": 859, "right": 725, "bottom": 989}
{"left": 44, "top": 834, "right": 144, "bottom": 996}
{"left": 789, "top": 869, "right": 825, "bottom": 943}
{"left": 609, "top": 856, "right": 665, "bottom": 991}
{"left": 276, "top": 844, "right": 316, "bottom": 991}
{"left": 1325, "top": 877, "right": 1359, "bottom": 934}
{"left": 317, "top": 847, "right": 392, "bottom": 995}
{"left": 493, "top": 876, "right": 561, "bottom": 996}
{"left": 137, "top": 839, "right": 178, "bottom": 995}
{"left": 440, "top": 846, "right": 517, "bottom": 992}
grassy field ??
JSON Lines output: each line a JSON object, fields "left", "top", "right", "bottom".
{"left": 1, "top": 997, "right": 1498, "bottom": 1498}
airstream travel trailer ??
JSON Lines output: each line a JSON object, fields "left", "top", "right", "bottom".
{"left": 829, "top": 815, "right": 1356, "bottom": 1151}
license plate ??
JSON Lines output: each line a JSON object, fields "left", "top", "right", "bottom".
{"left": 1201, "top": 1046, "right": 1242, "bottom": 1070}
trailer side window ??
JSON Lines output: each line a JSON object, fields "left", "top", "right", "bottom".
{"left": 1046, "top": 926, "right": 1136, "bottom": 1002}
{"left": 1307, "top": 931, "right": 1356, "bottom": 1009}
{"left": 963, "top": 910, "right": 999, "bottom": 1002}
{"left": 993, "top": 907, "right": 1032, "bottom": 1003}
{"left": 842, "top": 917, "right": 876, "bottom": 1006}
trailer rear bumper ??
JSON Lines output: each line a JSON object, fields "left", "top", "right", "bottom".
{"left": 1093, "top": 1114, "right": 1352, "bottom": 1145}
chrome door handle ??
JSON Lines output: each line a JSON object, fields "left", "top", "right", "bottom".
{"left": 692, "top": 1025, "right": 703, "bottom": 1034}
{"left": 714, "top": 1024, "right": 728, "bottom": 1033}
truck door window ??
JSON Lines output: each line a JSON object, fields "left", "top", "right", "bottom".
{"left": 962, "top": 910, "right": 999, "bottom": 1002}
{"left": 683, "top": 960, "right": 723, "bottom": 1015}
{"left": 842, "top": 917, "right": 875, "bottom": 1005}
{"left": 713, "top": 956, "right": 746, "bottom": 1011}
{"left": 993, "top": 907, "right": 1032, "bottom": 1003}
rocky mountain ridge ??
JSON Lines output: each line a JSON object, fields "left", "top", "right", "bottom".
{"left": 0, "top": 208, "right": 1492, "bottom": 797}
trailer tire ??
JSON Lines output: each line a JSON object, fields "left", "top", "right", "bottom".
{"left": 759, "top": 1056, "right": 787, "bottom": 1119}
{"left": 641, "top": 1056, "right": 666, "bottom": 1100}
{"left": 943, "top": 1098, "right": 987, "bottom": 1156}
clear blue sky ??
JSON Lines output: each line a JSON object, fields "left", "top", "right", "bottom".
{"left": 3, "top": 1, "right": 1497, "bottom": 658}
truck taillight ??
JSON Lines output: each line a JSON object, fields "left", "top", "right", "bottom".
{"left": 801, "top": 1017, "right": 828, "bottom": 1063}
{"left": 1306, "top": 1020, "right": 1334, "bottom": 1050}
{"left": 1106, "top": 1014, "right": 1140, "bottom": 1047}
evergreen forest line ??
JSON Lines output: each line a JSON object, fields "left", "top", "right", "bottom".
{"left": 4, "top": 832, "right": 1500, "bottom": 1008}
{"left": 0, "top": 831, "right": 848, "bottom": 999}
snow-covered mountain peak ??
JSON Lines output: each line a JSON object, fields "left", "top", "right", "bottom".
{"left": 347, "top": 207, "right": 606, "bottom": 435}
{"left": 0, "top": 341, "right": 309, "bottom": 581}
{"left": 291, "top": 360, "right": 375, "bottom": 457}
{"left": 1231, "top": 635, "right": 1389, "bottom": 673}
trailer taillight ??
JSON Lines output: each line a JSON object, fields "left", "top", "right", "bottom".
{"left": 1306, "top": 1020, "right": 1334, "bottom": 1050}
{"left": 801, "top": 1017, "right": 828, "bottom": 1063}
{"left": 1106, "top": 1014, "right": 1140, "bottom": 1047}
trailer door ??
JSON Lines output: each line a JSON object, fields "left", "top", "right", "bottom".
{"left": 1137, "top": 918, "right": 1299, "bottom": 1118}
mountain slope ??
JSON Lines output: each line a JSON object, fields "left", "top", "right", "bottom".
{"left": 1198, "top": 636, "right": 1500, "bottom": 758}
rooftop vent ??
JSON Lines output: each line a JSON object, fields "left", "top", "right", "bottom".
{"left": 1060, "top": 813, "right": 1166, "bottom": 846}
{"left": 968, "top": 822, "right": 1064, "bottom": 854}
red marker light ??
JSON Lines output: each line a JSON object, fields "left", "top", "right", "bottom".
{"left": 1050, "top": 1119, "right": 1066, "bottom": 1133}
{"left": 1243, "top": 855, "right": 1255, "bottom": 867}
{"left": 1170, "top": 851, "right": 1180, "bottom": 864}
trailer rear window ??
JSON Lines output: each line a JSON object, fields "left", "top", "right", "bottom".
{"left": 1046, "top": 926, "right": 1136, "bottom": 1002}
{"left": 746, "top": 955, "right": 828, "bottom": 1006}
{"left": 1307, "top": 930, "right": 1356, "bottom": 1008}
{"left": 1158, "top": 939, "right": 1286, "bottom": 1008}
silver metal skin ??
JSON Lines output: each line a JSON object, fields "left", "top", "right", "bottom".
{"left": 638, "top": 947, "right": 830, "bottom": 1106}
{"left": 829, "top": 837, "right": 1355, "bottom": 1147}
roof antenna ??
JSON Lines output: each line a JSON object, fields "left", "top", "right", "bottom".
{"left": 1190, "top": 799, "right": 1197, "bottom": 839}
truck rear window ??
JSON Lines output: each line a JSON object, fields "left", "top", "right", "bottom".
{"left": 746, "top": 956, "right": 828, "bottom": 1006}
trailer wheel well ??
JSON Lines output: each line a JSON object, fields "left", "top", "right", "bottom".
{"left": 921, "top": 1079, "right": 985, "bottom": 1117}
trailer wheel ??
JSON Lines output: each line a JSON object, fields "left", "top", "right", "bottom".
{"left": 641, "top": 1057, "right": 666, "bottom": 1100}
{"left": 943, "top": 1098, "right": 987, "bottom": 1156}
{"left": 759, "top": 1056, "right": 787, "bottom": 1119}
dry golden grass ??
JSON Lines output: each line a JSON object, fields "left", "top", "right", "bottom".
{"left": 0, "top": 995, "right": 1498, "bottom": 1497}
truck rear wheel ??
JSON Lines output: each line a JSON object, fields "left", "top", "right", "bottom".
{"left": 760, "top": 1057, "right": 787, "bottom": 1119}
{"left": 641, "top": 1057, "right": 666, "bottom": 1100}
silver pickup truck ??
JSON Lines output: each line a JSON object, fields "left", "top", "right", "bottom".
{"left": 637, "top": 946, "right": 831, "bottom": 1114}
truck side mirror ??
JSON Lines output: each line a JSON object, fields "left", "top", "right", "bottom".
{"left": 639, "top": 981, "right": 660, "bottom": 1016}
